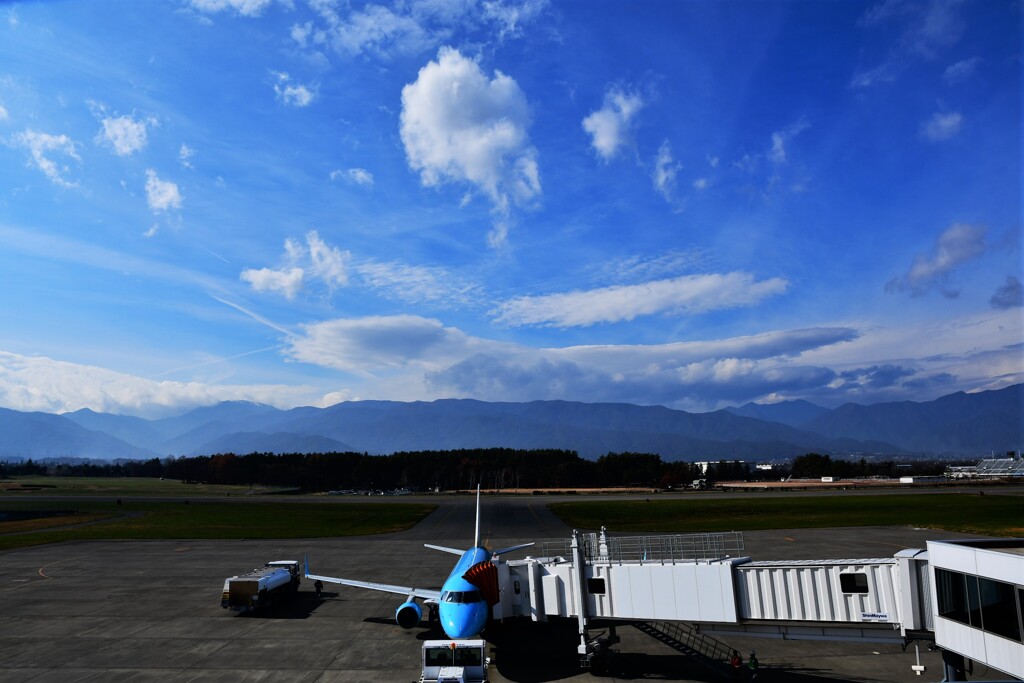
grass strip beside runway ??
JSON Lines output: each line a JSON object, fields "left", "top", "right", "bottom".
{"left": 551, "top": 493, "right": 1023, "bottom": 537}
{"left": 0, "top": 500, "right": 436, "bottom": 551}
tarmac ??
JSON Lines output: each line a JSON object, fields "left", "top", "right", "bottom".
{"left": 0, "top": 492, "right": 1016, "bottom": 682}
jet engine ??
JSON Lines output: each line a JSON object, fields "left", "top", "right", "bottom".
{"left": 395, "top": 600, "right": 422, "bottom": 629}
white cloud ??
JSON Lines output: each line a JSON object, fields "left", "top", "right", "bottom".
{"left": 400, "top": 47, "right": 540, "bottom": 244}
{"left": 482, "top": 0, "right": 549, "bottom": 40}
{"left": 187, "top": 0, "right": 274, "bottom": 17}
{"left": 693, "top": 177, "right": 709, "bottom": 190}
{"left": 491, "top": 272, "right": 789, "bottom": 328}
{"left": 240, "top": 267, "right": 304, "bottom": 300}
{"left": 920, "top": 111, "right": 963, "bottom": 141}
{"left": 943, "top": 56, "right": 980, "bottom": 84}
{"left": 179, "top": 143, "right": 195, "bottom": 168}
{"left": 769, "top": 118, "right": 809, "bottom": 165}
{"left": 0, "top": 350, "right": 318, "bottom": 419}
{"left": 96, "top": 114, "right": 151, "bottom": 156}
{"left": 240, "top": 231, "right": 349, "bottom": 300}
{"left": 11, "top": 129, "right": 80, "bottom": 187}
{"left": 0, "top": 103, "right": 8, "bottom": 121}
{"left": 886, "top": 223, "right": 987, "bottom": 298}
{"left": 651, "top": 140, "right": 680, "bottom": 202}
{"left": 330, "top": 167, "right": 374, "bottom": 186}
{"left": 581, "top": 86, "right": 644, "bottom": 161}
{"left": 287, "top": 315, "right": 490, "bottom": 374}
{"left": 272, "top": 71, "right": 318, "bottom": 107}
{"left": 353, "top": 260, "right": 481, "bottom": 306}
{"left": 145, "top": 169, "right": 183, "bottom": 212}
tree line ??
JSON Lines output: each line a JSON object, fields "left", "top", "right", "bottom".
{"left": 0, "top": 450, "right": 949, "bottom": 491}
{"left": 1, "top": 450, "right": 742, "bottom": 491}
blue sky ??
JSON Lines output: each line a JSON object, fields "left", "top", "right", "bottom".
{"left": 0, "top": 0, "right": 1020, "bottom": 418}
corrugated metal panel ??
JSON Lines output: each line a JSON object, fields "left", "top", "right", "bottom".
{"left": 737, "top": 560, "right": 902, "bottom": 624}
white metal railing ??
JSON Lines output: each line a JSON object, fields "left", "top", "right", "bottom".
{"left": 543, "top": 529, "right": 744, "bottom": 565}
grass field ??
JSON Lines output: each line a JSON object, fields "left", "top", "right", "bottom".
{"left": 0, "top": 476, "right": 293, "bottom": 497}
{"left": 0, "top": 500, "right": 436, "bottom": 551}
{"left": 550, "top": 492, "right": 1024, "bottom": 537}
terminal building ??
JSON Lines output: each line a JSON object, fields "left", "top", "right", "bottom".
{"left": 485, "top": 529, "right": 1024, "bottom": 680}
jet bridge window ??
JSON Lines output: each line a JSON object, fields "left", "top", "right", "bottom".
{"left": 587, "top": 578, "right": 606, "bottom": 594}
{"left": 839, "top": 573, "right": 869, "bottom": 594}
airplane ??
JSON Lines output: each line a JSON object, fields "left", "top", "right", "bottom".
{"left": 305, "top": 485, "right": 534, "bottom": 639}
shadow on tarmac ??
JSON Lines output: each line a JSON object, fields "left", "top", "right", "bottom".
{"left": 235, "top": 591, "right": 329, "bottom": 619}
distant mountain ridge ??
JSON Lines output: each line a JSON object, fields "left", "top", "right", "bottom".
{"left": 0, "top": 385, "right": 1018, "bottom": 461}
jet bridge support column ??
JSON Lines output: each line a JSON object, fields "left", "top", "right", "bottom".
{"left": 570, "top": 529, "right": 590, "bottom": 656}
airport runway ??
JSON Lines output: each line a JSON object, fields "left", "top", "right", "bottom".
{"left": 0, "top": 493, "right": 1013, "bottom": 682}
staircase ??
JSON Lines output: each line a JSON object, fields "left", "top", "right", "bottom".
{"left": 635, "top": 621, "right": 737, "bottom": 679}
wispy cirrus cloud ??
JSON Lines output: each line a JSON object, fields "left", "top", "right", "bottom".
{"left": 10, "top": 129, "right": 80, "bottom": 187}
{"left": 400, "top": 46, "right": 540, "bottom": 247}
{"left": 330, "top": 167, "right": 374, "bottom": 186}
{"left": 581, "top": 85, "right": 643, "bottom": 162}
{"left": 943, "top": 56, "right": 980, "bottom": 84}
{"left": 920, "top": 110, "right": 963, "bottom": 141}
{"left": 651, "top": 140, "right": 681, "bottom": 203}
{"left": 187, "top": 0, "right": 274, "bottom": 18}
{"left": 491, "top": 271, "right": 789, "bottom": 328}
{"left": 886, "top": 222, "right": 987, "bottom": 298}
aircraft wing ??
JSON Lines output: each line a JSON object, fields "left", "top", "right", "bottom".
{"left": 305, "top": 558, "right": 441, "bottom": 602}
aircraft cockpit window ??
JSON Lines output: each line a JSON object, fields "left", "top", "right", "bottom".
{"left": 464, "top": 590, "right": 482, "bottom": 603}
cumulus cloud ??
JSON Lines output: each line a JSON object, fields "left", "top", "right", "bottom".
{"left": 96, "top": 114, "right": 152, "bottom": 156}
{"left": 943, "top": 56, "right": 980, "bottom": 84}
{"left": 240, "top": 267, "right": 304, "bottom": 300}
{"left": 991, "top": 276, "right": 1023, "bottom": 309}
{"left": 145, "top": 169, "right": 183, "bottom": 212}
{"left": 886, "top": 223, "right": 987, "bottom": 298}
{"left": 240, "top": 230, "right": 349, "bottom": 300}
{"left": 651, "top": 140, "right": 681, "bottom": 202}
{"left": 187, "top": 0, "right": 273, "bottom": 17}
{"left": 491, "top": 272, "right": 789, "bottom": 328}
{"left": 11, "top": 129, "right": 80, "bottom": 187}
{"left": 920, "top": 111, "right": 963, "bottom": 141}
{"left": 400, "top": 47, "right": 540, "bottom": 245}
{"left": 330, "top": 168, "right": 374, "bottom": 186}
{"left": 581, "top": 86, "right": 644, "bottom": 161}
{"left": 272, "top": 71, "right": 318, "bottom": 107}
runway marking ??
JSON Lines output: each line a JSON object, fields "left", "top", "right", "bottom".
{"left": 174, "top": 547, "right": 191, "bottom": 552}
{"left": 38, "top": 557, "right": 82, "bottom": 580}
{"left": 784, "top": 537, "right": 796, "bottom": 542}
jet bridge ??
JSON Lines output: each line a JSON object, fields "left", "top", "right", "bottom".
{"left": 490, "top": 528, "right": 934, "bottom": 662}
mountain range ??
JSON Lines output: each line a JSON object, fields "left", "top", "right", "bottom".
{"left": 0, "top": 385, "right": 1019, "bottom": 462}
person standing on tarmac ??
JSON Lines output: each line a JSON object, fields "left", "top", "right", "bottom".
{"left": 729, "top": 650, "right": 742, "bottom": 678}
{"left": 747, "top": 651, "right": 759, "bottom": 680}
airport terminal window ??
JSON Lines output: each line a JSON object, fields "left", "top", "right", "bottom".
{"left": 840, "top": 573, "right": 869, "bottom": 594}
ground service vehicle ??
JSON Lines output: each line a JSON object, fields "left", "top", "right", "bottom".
{"left": 420, "top": 640, "right": 489, "bottom": 683}
{"left": 221, "top": 560, "right": 300, "bottom": 612}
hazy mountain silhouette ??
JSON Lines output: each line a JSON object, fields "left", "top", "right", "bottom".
{"left": 3, "top": 385, "right": 1017, "bottom": 461}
